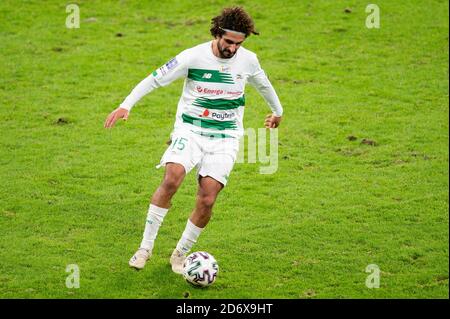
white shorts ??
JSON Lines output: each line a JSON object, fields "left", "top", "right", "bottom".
{"left": 158, "top": 129, "right": 239, "bottom": 186}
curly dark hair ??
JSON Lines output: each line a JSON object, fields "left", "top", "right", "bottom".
{"left": 210, "top": 7, "right": 259, "bottom": 38}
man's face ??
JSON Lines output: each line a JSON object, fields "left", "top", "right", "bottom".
{"left": 217, "top": 32, "right": 246, "bottom": 58}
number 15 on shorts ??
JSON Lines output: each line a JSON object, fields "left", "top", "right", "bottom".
{"left": 171, "top": 137, "right": 188, "bottom": 151}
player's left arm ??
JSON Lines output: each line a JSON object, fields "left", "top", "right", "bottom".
{"left": 247, "top": 56, "right": 283, "bottom": 128}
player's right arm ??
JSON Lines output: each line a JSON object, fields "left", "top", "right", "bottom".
{"left": 104, "top": 107, "right": 129, "bottom": 128}
{"left": 104, "top": 50, "right": 191, "bottom": 128}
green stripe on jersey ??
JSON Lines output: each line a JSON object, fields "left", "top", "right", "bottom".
{"left": 191, "top": 130, "right": 235, "bottom": 139}
{"left": 192, "top": 96, "right": 245, "bottom": 110}
{"left": 182, "top": 113, "right": 237, "bottom": 130}
{"left": 188, "top": 69, "right": 235, "bottom": 84}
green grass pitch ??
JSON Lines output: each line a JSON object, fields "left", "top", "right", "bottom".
{"left": 0, "top": 0, "right": 448, "bottom": 298}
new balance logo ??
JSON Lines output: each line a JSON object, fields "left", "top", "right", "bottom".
{"left": 202, "top": 73, "right": 212, "bottom": 79}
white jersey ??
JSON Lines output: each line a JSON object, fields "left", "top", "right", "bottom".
{"left": 120, "top": 40, "right": 283, "bottom": 138}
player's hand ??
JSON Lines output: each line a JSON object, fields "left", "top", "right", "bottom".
{"left": 104, "top": 107, "right": 129, "bottom": 128}
{"left": 264, "top": 114, "right": 282, "bottom": 128}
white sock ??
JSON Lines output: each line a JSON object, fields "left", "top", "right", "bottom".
{"left": 176, "top": 219, "right": 204, "bottom": 255}
{"left": 140, "top": 204, "right": 169, "bottom": 251}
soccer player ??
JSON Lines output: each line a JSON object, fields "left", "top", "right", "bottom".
{"left": 104, "top": 7, "right": 283, "bottom": 274}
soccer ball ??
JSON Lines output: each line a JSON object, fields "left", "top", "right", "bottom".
{"left": 182, "top": 251, "right": 219, "bottom": 287}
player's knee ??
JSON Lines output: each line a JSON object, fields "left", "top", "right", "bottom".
{"left": 162, "top": 175, "right": 182, "bottom": 194}
{"left": 198, "top": 194, "right": 216, "bottom": 210}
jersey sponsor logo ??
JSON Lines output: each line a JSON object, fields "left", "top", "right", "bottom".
{"left": 157, "top": 57, "right": 178, "bottom": 77}
{"left": 199, "top": 109, "right": 210, "bottom": 117}
{"left": 202, "top": 88, "right": 224, "bottom": 95}
{"left": 159, "top": 66, "right": 167, "bottom": 76}
{"left": 195, "top": 85, "right": 241, "bottom": 96}
{"left": 165, "top": 57, "right": 178, "bottom": 70}
{"left": 198, "top": 109, "right": 235, "bottom": 121}
{"left": 195, "top": 85, "right": 225, "bottom": 95}
{"left": 227, "top": 90, "right": 243, "bottom": 96}
{"left": 211, "top": 111, "right": 236, "bottom": 120}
